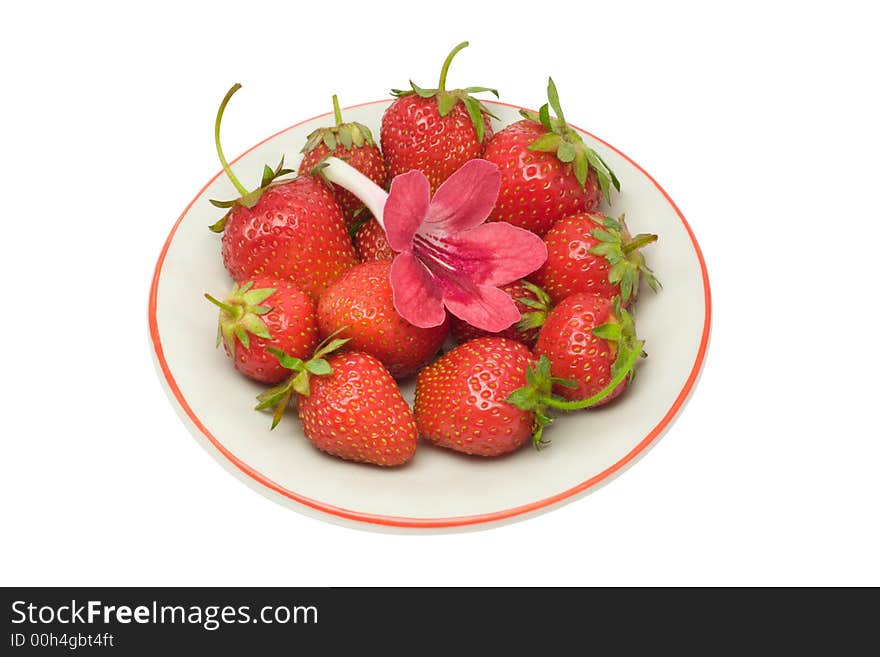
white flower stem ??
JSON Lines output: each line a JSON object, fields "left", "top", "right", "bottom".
{"left": 323, "top": 157, "right": 389, "bottom": 229}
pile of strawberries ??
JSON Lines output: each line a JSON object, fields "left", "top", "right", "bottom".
{"left": 204, "top": 43, "right": 659, "bottom": 467}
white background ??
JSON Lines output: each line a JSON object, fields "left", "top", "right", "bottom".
{"left": 2, "top": 1, "right": 878, "bottom": 586}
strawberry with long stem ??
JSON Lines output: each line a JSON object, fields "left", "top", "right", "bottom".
{"left": 208, "top": 84, "right": 356, "bottom": 299}
{"left": 381, "top": 41, "right": 499, "bottom": 192}
{"left": 507, "top": 295, "right": 646, "bottom": 446}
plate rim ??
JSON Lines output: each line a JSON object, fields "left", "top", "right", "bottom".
{"left": 148, "top": 98, "right": 712, "bottom": 529}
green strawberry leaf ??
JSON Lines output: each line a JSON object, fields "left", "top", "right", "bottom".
{"left": 546, "top": 77, "right": 566, "bottom": 124}
{"left": 557, "top": 141, "right": 577, "bottom": 163}
{"left": 437, "top": 92, "right": 458, "bottom": 117}
{"left": 209, "top": 198, "right": 237, "bottom": 208}
{"left": 241, "top": 314, "right": 271, "bottom": 340}
{"left": 591, "top": 228, "right": 619, "bottom": 243}
{"left": 241, "top": 287, "right": 275, "bottom": 305}
{"left": 593, "top": 323, "right": 622, "bottom": 341}
{"left": 410, "top": 81, "right": 435, "bottom": 98}
{"left": 620, "top": 268, "right": 635, "bottom": 303}
{"left": 516, "top": 311, "right": 547, "bottom": 331}
{"left": 538, "top": 104, "right": 553, "bottom": 132}
{"left": 528, "top": 133, "right": 563, "bottom": 153}
{"left": 338, "top": 125, "right": 353, "bottom": 149}
{"left": 305, "top": 358, "right": 332, "bottom": 375}
{"left": 573, "top": 149, "right": 588, "bottom": 188}
{"left": 270, "top": 390, "right": 293, "bottom": 430}
{"left": 518, "top": 297, "right": 548, "bottom": 310}
{"left": 267, "top": 347, "right": 303, "bottom": 371}
{"left": 463, "top": 86, "right": 499, "bottom": 97}
{"left": 462, "top": 95, "right": 486, "bottom": 143}
{"left": 291, "top": 369, "right": 311, "bottom": 396}
{"left": 608, "top": 260, "right": 629, "bottom": 284}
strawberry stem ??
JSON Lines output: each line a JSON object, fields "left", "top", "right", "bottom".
{"left": 214, "top": 83, "right": 249, "bottom": 198}
{"left": 204, "top": 293, "right": 240, "bottom": 317}
{"left": 438, "top": 41, "right": 469, "bottom": 92}
{"left": 542, "top": 345, "right": 640, "bottom": 411}
{"left": 332, "top": 94, "right": 343, "bottom": 126}
{"left": 623, "top": 233, "right": 658, "bottom": 255}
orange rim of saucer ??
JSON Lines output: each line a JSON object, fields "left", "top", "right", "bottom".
{"left": 148, "top": 99, "right": 712, "bottom": 529}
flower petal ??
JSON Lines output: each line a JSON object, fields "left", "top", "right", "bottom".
{"left": 390, "top": 252, "right": 447, "bottom": 328}
{"left": 422, "top": 159, "right": 501, "bottom": 235}
{"left": 383, "top": 170, "right": 431, "bottom": 252}
{"left": 441, "top": 281, "right": 522, "bottom": 333}
{"left": 433, "top": 222, "right": 548, "bottom": 287}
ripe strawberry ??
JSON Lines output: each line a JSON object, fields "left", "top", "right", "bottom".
{"left": 317, "top": 260, "right": 448, "bottom": 378}
{"left": 531, "top": 213, "right": 659, "bottom": 305}
{"left": 257, "top": 344, "right": 417, "bottom": 466}
{"left": 204, "top": 277, "right": 318, "bottom": 384}
{"left": 449, "top": 280, "right": 550, "bottom": 348}
{"left": 381, "top": 41, "right": 497, "bottom": 192}
{"left": 483, "top": 78, "right": 619, "bottom": 236}
{"left": 354, "top": 217, "right": 396, "bottom": 262}
{"left": 533, "top": 293, "right": 643, "bottom": 405}
{"left": 414, "top": 337, "right": 537, "bottom": 456}
{"left": 298, "top": 95, "right": 388, "bottom": 230}
{"left": 208, "top": 84, "right": 356, "bottom": 299}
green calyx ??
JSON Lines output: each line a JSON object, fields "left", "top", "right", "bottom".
{"left": 505, "top": 298, "right": 646, "bottom": 447}
{"left": 254, "top": 328, "right": 351, "bottom": 429}
{"left": 588, "top": 214, "right": 661, "bottom": 303}
{"left": 515, "top": 281, "right": 552, "bottom": 333}
{"left": 208, "top": 84, "right": 295, "bottom": 233}
{"left": 301, "top": 95, "right": 377, "bottom": 155}
{"left": 204, "top": 281, "right": 276, "bottom": 359}
{"left": 520, "top": 78, "right": 620, "bottom": 202}
{"left": 390, "top": 41, "right": 499, "bottom": 143}
{"left": 505, "top": 356, "right": 578, "bottom": 449}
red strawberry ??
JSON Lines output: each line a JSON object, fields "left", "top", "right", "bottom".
{"left": 298, "top": 95, "right": 388, "bottom": 230}
{"left": 449, "top": 280, "right": 550, "bottom": 348}
{"left": 414, "top": 337, "right": 537, "bottom": 456}
{"left": 354, "top": 217, "right": 396, "bottom": 262}
{"left": 317, "top": 260, "right": 448, "bottom": 378}
{"left": 257, "top": 345, "right": 417, "bottom": 466}
{"left": 208, "top": 84, "right": 356, "bottom": 299}
{"left": 483, "top": 78, "right": 619, "bottom": 236}
{"left": 381, "top": 41, "right": 497, "bottom": 192}
{"left": 531, "top": 213, "right": 659, "bottom": 305}
{"left": 533, "top": 293, "right": 643, "bottom": 405}
{"left": 204, "top": 277, "right": 318, "bottom": 384}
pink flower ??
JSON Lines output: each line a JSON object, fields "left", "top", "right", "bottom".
{"left": 382, "top": 160, "right": 547, "bottom": 331}
{"left": 321, "top": 157, "right": 547, "bottom": 332}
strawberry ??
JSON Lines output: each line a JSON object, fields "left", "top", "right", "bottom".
{"left": 449, "top": 280, "right": 550, "bottom": 348}
{"left": 204, "top": 277, "right": 318, "bottom": 384}
{"left": 531, "top": 213, "right": 659, "bottom": 305}
{"left": 502, "top": 294, "right": 646, "bottom": 446}
{"left": 298, "top": 95, "right": 388, "bottom": 231}
{"left": 381, "top": 41, "right": 497, "bottom": 192}
{"left": 208, "top": 84, "right": 356, "bottom": 299}
{"left": 317, "top": 260, "right": 448, "bottom": 378}
{"left": 414, "top": 337, "right": 537, "bottom": 457}
{"left": 483, "top": 78, "right": 619, "bottom": 237}
{"left": 257, "top": 341, "right": 417, "bottom": 466}
{"left": 353, "top": 217, "right": 396, "bottom": 262}
{"left": 533, "top": 293, "right": 643, "bottom": 405}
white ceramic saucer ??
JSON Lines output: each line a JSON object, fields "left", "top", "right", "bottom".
{"left": 149, "top": 100, "right": 711, "bottom": 532}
